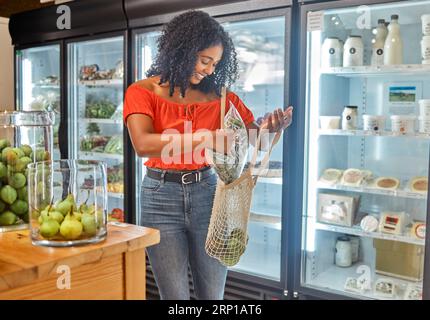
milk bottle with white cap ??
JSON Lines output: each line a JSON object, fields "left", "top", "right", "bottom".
{"left": 384, "top": 15, "right": 403, "bottom": 65}
{"left": 371, "top": 19, "right": 388, "bottom": 66}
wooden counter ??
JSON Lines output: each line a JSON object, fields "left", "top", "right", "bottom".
{"left": 0, "top": 222, "right": 160, "bottom": 300}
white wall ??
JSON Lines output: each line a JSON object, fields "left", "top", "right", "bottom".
{"left": 0, "top": 17, "right": 14, "bottom": 110}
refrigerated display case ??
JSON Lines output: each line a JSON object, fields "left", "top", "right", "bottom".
{"left": 68, "top": 35, "right": 125, "bottom": 222}
{"left": 293, "top": 0, "right": 430, "bottom": 300}
{"left": 133, "top": 10, "right": 290, "bottom": 284}
{"left": 15, "top": 44, "right": 61, "bottom": 160}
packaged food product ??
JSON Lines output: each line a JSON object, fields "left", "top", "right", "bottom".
{"left": 362, "top": 115, "right": 385, "bottom": 132}
{"left": 422, "top": 14, "right": 430, "bottom": 36}
{"left": 390, "top": 115, "right": 416, "bottom": 134}
{"left": 319, "top": 168, "right": 343, "bottom": 185}
{"left": 374, "top": 177, "right": 400, "bottom": 190}
{"left": 379, "top": 211, "right": 406, "bottom": 235}
{"left": 206, "top": 101, "right": 248, "bottom": 184}
{"left": 321, "top": 37, "right": 342, "bottom": 68}
{"left": 418, "top": 116, "right": 430, "bottom": 133}
{"left": 340, "top": 168, "right": 364, "bottom": 186}
{"left": 343, "top": 35, "right": 364, "bottom": 67}
{"left": 418, "top": 99, "right": 430, "bottom": 117}
{"left": 410, "top": 221, "right": 426, "bottom": 240}
{"left": 342, "top": 106, "right": 358, "bottom": 130}
{"left": 421, "top": 35, "right": 430, "bottom": 60}
{"left": 384, "top": 15, "right": 403, "bottom": 65}
{"left": 360, "top": 215, "right": 379, "bottom": 232}
{"left": 319, "top": 116, "right": 340, "bottom": 129}
{"left": 409, "top": 176, "right": 428, "bottom": 193}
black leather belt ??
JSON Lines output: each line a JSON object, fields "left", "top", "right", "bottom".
{"left": 146, "top": 166, "right": 214, "bottom": 185}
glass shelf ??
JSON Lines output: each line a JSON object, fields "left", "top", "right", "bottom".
{"left": 314, "top": 222, "right": 424, "bottom": 246}
{"left": 317, "top": 182, "right": 427, "bottom": 200}
{"left": 306, "top": 264, "right": 422, "bottom": 300}
{"left": 250, "top": 212, "right": 281, "bottom": 230}
{"left": 82, "top": 118, "right": 122, "bottom": 125}
{"left": 79, "top": 151, "right": 123, "bottom": 161}
{"left": 108, "top": 192, "right": 124, "bottom": 199}
{"left": 320, "top": 64, "right": 430, "bottom": 77}
{"left": 79, "top": 79, "right": 123, "bottom": 86}
{"left": 318, "top": 129, "right": 430, "bottom": 140}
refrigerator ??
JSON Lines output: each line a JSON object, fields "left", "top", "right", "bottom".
{"left": 15, "top": 43, "right": 62, "bottom": 160}
{"left": 67, "top": 33, "right": 126, "bottom": 223}
{"left": 290, "top": 0, "right": 430, "bottom": 300}
{"left": 132, "top": 7, "right": 291, "bottom": 298}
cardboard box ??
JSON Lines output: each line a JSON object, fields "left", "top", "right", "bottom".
{"left": 317, "top": 193, "right": 359, "bottom": 227}
{"left": 373, "top": 239, "right": 424, "bottom": 281}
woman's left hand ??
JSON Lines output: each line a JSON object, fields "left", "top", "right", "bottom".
{"left": 259, "top": 106, "right": 293, "bottom": 133}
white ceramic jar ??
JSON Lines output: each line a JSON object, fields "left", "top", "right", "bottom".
{"left": 421, "top": 36, "right": 430, "bottom": 60}
{"left": 422, "top": 14, "right": 430, "bottom": 36}
{"left": 390, "top": 115, "right": 416, "bottom": 133}
{"left": 321, "top": 37, "right": 342, "bottom": 68}
{"left": 320, "top": 116, "right": 341, "bottom": 129}
{"left": 342, "top": 106, "right": 358, "bottom": 130}
{"left": 418, "top": 116, "right": 430, "bottom": 133}
{"left": 343, "top": 35, "right": 364, "bottom": 67}
{"left": 363, "top": 115, "right": 385, "bottom": 132}
{"left": 335, "top": 236, "right": 352, "bottom": 267}
{"left": 419, "top": 99, "right": 430, "bottom": 117}
{"left": 349, "top": 236, "right": 360, "bottom": 263}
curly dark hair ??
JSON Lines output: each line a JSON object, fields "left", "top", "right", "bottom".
{"left": 146, "top": 10, "right": 238, "bottom": 97}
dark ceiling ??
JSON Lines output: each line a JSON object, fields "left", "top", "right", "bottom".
{"left": 0, "top": 0, "right": 54, "bottom": 18}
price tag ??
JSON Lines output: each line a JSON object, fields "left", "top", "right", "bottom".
{"left": 307, "top": 11, "right": 324, "bottom": 32}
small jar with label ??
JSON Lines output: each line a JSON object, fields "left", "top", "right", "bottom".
{"left": 342, "top": 106, "right": 358, "bottom": 130}
{"left": 335, "top": 236, "right": 352, "bottom": 267}
{"left": 321, "top": 37, "right": 342, "bottom": 68}
{"left": 343, "top": 35, "right": 364, "bottom": 67}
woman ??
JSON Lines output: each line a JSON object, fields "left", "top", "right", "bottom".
{"left": 124, "top": 10, "right": 293, "bottom": 300}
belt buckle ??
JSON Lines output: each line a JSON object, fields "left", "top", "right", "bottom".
{"left": 181, "top": 172, "right": 201, "bottom": 184}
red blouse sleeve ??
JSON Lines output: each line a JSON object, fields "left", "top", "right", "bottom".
{"left": 227, "top": 91, "right": 255, "bottom": 126}
{"left": 123, "top": 85, "right": 155, "bottom": 125}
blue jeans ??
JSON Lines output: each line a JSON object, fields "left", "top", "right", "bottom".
{"left": 140, "top": 168, "right": 227, "bottom": 300}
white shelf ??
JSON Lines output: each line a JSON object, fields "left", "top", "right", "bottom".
{"left": 81, "top": 118, "right": 122, "bottom": 125}
{"left": 108, "top": 192, "right": 124, "bottom": 199}
{"left": 79, "top": 79, "right": 123, "bottom": 86}
{"left": 319, "top": 129, "right": 430, "bottom": 139}
{"left": 315, "top": 222, "right": 424, "bottom": 246}
{"left": 250, "top": 212, "right": 281, "bottom": 230}
{"left": 320, "top": 64, "right": 430, "bottom": 77}
{"left": 306, "top": 264, "right": 422, "bottom": 300}
{"left": 79, "top": 151, "right": 123, "bottom": 161}
{"left": 317, "top": 182, "right": 427, "bottom": 200}
{"left": 257, "top": 176, "right": 283, "bottom": 185}
{"left": 32, "top": 84, "right": 60, "bottom": 89}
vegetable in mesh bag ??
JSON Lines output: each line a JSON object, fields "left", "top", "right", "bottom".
{"left": 206, "top": 102, "right": 248, "bottom": 184}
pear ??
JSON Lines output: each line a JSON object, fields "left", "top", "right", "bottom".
{"left": 56, "top": 194, "right": 77, "bottom": 216}
{"left": 8, "top": 173, "right": 26, "bottom": 189}
{"left": 40, "top": 208, "right": 64, "bottom": 224}
{"left": 0, "top": 139, "right": 11, "bottom": 152}
{"left": 10, "top": 199, "right": 28, "bottom": 216}
{"left": 60, "top": 212, "right": 83, "bottom": 240}
{"left": 0, "top": 210, "right": 17, "bottom": 226}
{"left": 40, "top": 219, "right": 60, "bottom": 238}
{"left": 0, "top": 162, "right": 7, "bottom": 179}
{"left": 81, "top": 213, "right": 97, "bottom": 236}
{"left": 0, "top": 185, "right": 17, "bottom": 205}
{"left": 20, "top": 145, "right": 33, "bottom": 157}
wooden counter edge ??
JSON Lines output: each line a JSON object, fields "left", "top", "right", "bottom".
{"left": 0, "top": 223, "right": 160, "bottom": 293}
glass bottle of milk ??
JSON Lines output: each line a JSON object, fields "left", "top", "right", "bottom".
{"left": 384, "top": 15, "right": 404, "bottom": 65}
{"left": 371, "top": 19, "right": 388, "bottom": 66}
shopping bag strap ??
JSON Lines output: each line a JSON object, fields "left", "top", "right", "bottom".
{"left": 220, "top": 87, "right": 227, "bottom": 129}
{"left": 249, "top": 129, "right": 282, "bottom": 183}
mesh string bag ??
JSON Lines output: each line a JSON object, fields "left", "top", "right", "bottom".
{"left": 205, "top": 87, "right": 281, "bottom": 267}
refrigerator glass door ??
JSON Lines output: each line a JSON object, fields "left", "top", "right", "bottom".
{"left": 16, "top": 44, "right": 61, "bottom": 160}
{"left": 302, "top": 0, "right": 429, "bottom": 300}
{"left": 134, "top": 15, "right": 286, "bottom": 281}
{"left": 68, "top": 36, "right": 125, "bottom": 222}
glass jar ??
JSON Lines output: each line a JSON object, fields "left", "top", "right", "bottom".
{"left": 27, "top": 160, "right": 108, "bottom": 247}
{"left": 335, "top": 236, "right": 352, "bottom": 267}
{"left": 0, "top": 111, "right": 54, "bottom": 232}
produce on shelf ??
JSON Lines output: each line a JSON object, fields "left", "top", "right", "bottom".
{"left": 107, "top": 164, "right": 124, "bottom": 183}
{"left": 0, "top": 139, "right": 50, "bottom": 226}
{"left": 34, "top": 193, "right": 104, "bottom": 240}
{"left": 108, "top": 208, "right": 124, "bottom": 222}
{"left": 108, "top": 183, "right": 124, "bottom": 193}
{"left": 86, "top": 123, "right": 101, "bottom": 135}
{"left": 79, "top": 62, "right": 123, "bottom": 81}
{"left": 85, "top": 100, "right": 116, "bottom": 119}
{"left": 104, "top": 135, "right": 123, "bottom": 154}
{"left": 80, "top": 135, "right": 110, "bottom": 152}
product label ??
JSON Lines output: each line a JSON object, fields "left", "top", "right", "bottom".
{"left": 307, "top": 11, "right": 324, "bottom": 32}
